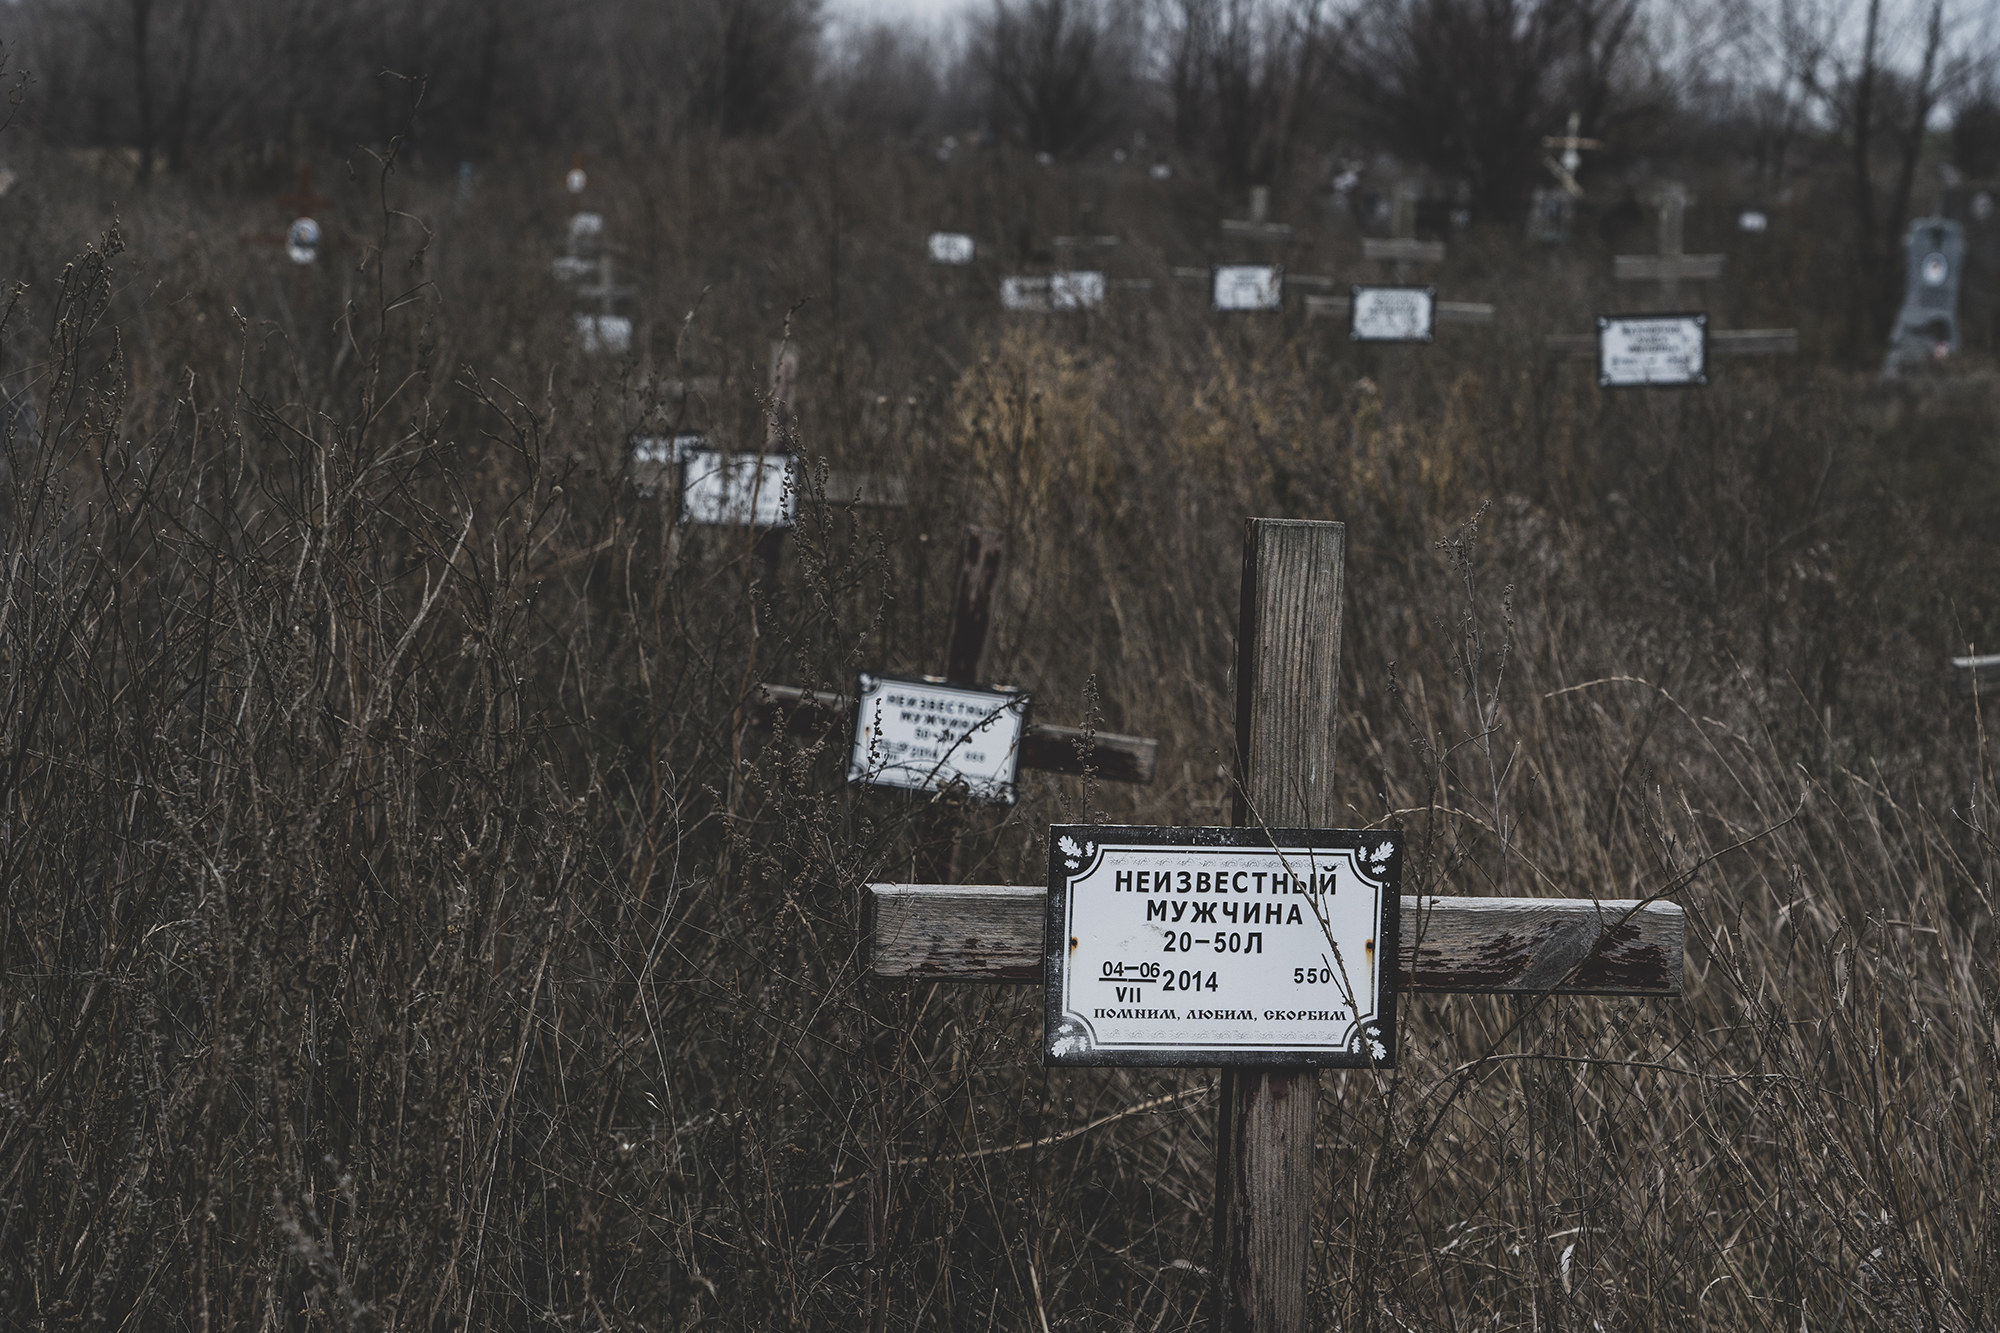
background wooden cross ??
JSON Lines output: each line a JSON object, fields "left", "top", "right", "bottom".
{"left": 754, "top": 525, "right": 1158, "bottom": 879}
{"left": 1360, "top": 181, "right": 1446, "bottom": 282}
{"left": 1540, "top": 112, "right": 1602, "bottom": 198}
{"left": 1221, "top": 186, "right": 1296, "bottom": 243}
{"left": 275, "top": 164, "right": 331, "bottom": 220}
{"left": 865, "top": 518, "right": 1685, "bottom": 1332}
{"left": 1305, "top": 182, "right": 1494, "bottom": 328}
{"left": 1613, "top": 182, "right": 1723, "bottom": 307}
{"left": 1547, "top": 181, "right": 1800, "bottom": 363}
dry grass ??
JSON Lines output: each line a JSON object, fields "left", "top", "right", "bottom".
{"left": 2, "top": 129, "right": 1998, "bottom": 1330}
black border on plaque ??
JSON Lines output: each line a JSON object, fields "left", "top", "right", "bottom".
{"left": 1348, "top": 285, "right": 1438, "bottom": 343}
{"left": 847, "top": 672, "right": 1033, "bottom": 806}
{"left": 1595, "top": 311, "right": 1710, "bottom": 389}
{"left": 1043, "top": 824, "right": 1402, "bottom": 1068}
{"left": 1211, "top": 263, "right": 1285, "bottom": 313}
{"left": 678, "top": 448, "right": 798, "bottom": 529}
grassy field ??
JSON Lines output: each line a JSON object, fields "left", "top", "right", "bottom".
{"left": 3, "top": 126, "right": 1999, "bottom": 1329}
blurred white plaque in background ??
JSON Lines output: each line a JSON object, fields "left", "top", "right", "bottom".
{"left": 680, "top": 449, "right": 794, "bottom": 527}
{"left": 1596, "top": 314, "right": 1707, "bottom": 387}
{"left": 1349, "top": 286, "right": 1435, "bottom": 342}
{"left": 928, "top": 232, "right": 976, "bottom": 264}
{"left": 1049, "top": 270, "right": 1107, "bottom": 310}
{"left": 1738, "top": 210, "right": 1769, "bottom": 233}
{"left": 848, "top": 674, "right": 1028, "bottom": 803}
{"left": 1001, "top": 276, "right": 1050, "bottom": 311}
{"left": 1212, "top": 264, "right": 1283, "bottom": 311}
{"left": 574, "top": 314, "right": 632, "bottom": 355}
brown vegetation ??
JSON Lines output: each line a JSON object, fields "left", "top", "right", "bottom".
{"left": 1, "top": 41, "right": 1999, "bottom": 1333}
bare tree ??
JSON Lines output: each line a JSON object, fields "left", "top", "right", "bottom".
{"left": 972, "top": 0, "right": 1139, "bottom": 157}
{"left": 1163, "top": 0, "right": 1330, "bottom": 190}
{"left": 1336, "top": 0, "right": 1645, "bottom": 213}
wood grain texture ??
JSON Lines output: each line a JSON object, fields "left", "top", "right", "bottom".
{"left": 865, "top": 886, "right": 1685, "bottom": 996}
{"left": 944, "top": 528, "right": 1006, "bottom": 683}
{"left": 1219, "top": 519, "right": 1346, "bottom": 1333}
{"left": 752, "top": 685, "right": 1159, "bottom": 784}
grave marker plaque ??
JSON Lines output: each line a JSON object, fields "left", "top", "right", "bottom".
{"left": 1883, "top": 217, "right": 1966, "bottom": 374}
{"left": 1049, "top": 270, "right": 1107, "bottom": 310}
{"left": 574, "top": 313, "right": 633, "bottom": 355}
{"left": 1044, "top": 825, "right": 1400, "bottom": 1068}
{"left": 1212, "top": 264, "right": 1284, "bottom": 311}
{"left": 928, "top": 232, "right": 976, "bottom": 265}
{"left": 680, "top": 448, "right": 794, "bottom": 527}
{"left": 848, "top": 673, "right": 1029, "bottom": 803}
{"left": 1350, "top": 285, "right": 1437, "bottom": 342}
{"left": 1597, "top": 313, "right": 1707, "bottom": 387}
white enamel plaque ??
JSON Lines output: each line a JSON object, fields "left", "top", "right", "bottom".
{"left": 1000, "top": 276, "right": 1049, "bottom": 311}
{"left": 1350, "top": 286, "right": 1435, "bottom": 342}
{"left": 574, "top": 314, "right": 632, "bottom": 355}
{"left": 929, "top": 232, "right": 976, "bottom": 264}
{"left": 1597, "top": 314, "right": 1707, "bottom": 387}
{"left": 1213, "top": 264, "right": 1283, "bottom": 311}
{"left": 1045, "top": 826, "right": 1401, "bottom": 1067}
{"left": 848, "top": 674, "right": 1028, "bottom": 803}
{"left": 679, "top": 449, "right": 794, "bottom": 527}
{"left": 1049, "top": 270, "right": 1106, "bottom": 310}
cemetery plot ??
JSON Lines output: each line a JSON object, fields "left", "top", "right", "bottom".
{"left": 1349, "top": 285, "right": 1437, "bottom": 342}
{"left": 927, "top": 231, "right": 976, "bottom": 264}
{"left": 1597, "top": 314, "right": 1708, "bottom": 387}
{"left": 1043, "top": 825, "right": 1400, "bottom": 1068}
{"left": 1212, "top": 264, "right": 1283, "bottom": 311}
{"left": 848, "top": 674, "right": 1029, "bottom": 803}
{"left": 863, "top": 518, "right": 1688, "bottom": 1331}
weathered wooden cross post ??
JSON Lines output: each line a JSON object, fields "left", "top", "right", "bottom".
{"left": 1304, "top": 182, "right": 1494, "bottom": 338}
{"left": 867, "top": 518, "right": 1686, "bottom": 1331}
{"left": 1546, "top": 182, "right": 1798, "bottom": 377}
{"left": 1614, "top": 182, "right": 1720, "bottom": 308}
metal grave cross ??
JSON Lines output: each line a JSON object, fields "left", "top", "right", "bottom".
{"left": 1221, "top": 186, "right": 1296, "bottom": 244}
{"left": 756, "top": 525, "right": 1158, "bottom": 879}
{"left": 867, "top": 519, "right": 1686, "bottom": 1331}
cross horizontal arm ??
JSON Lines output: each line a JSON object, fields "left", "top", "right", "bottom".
{"left": 867, "top": 884, "right": 1684, "bottom": 995}
{"left": 1361, "top": 238, "right": 1446, "bottom": 265}
{"left": 1305, "top": 296, "right": 1493, "bottom": 324}
{"left": 1613, "top": 254, "right": 1725, "bottom": 282}
{"left": 1544, "top": 329, "right": 1797, "bottom": 360}
{"left": 753, "top": 685, "right": 1159, "bottom": 784}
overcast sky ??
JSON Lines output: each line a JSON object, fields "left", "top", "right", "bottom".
{"left": 825, "top": 0, "right": 977, "bottom": 31}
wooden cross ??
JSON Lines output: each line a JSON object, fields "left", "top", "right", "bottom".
{"left": 755, "top": 525, "right": 1158, "bottom": 878}
{"left": 1359, "top": 181, "right": 1446, "bottom": 282}
{"left": 866, "top": 519, "right": 1685, "bottom": 1331}
{"left": 631, "top": 343, "right": 909, "bottom": 514}
{"left": 1222, "top": 186, "right": 1296, "bottom": 243}
{"left": 1613, "top": 182, "right": 1723, "bottom": 307}
{"left": 275, "top": 165, "right": 331, "bottom": 219}
{"left": 1303, "top": 184, "right": 1494, "bottom": 330}
{"left": 1540, "top": 112, "right": 1602, "bottom": 198}
{"left": 1546, "top": 181, "right": 1799, "bottom": 366}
